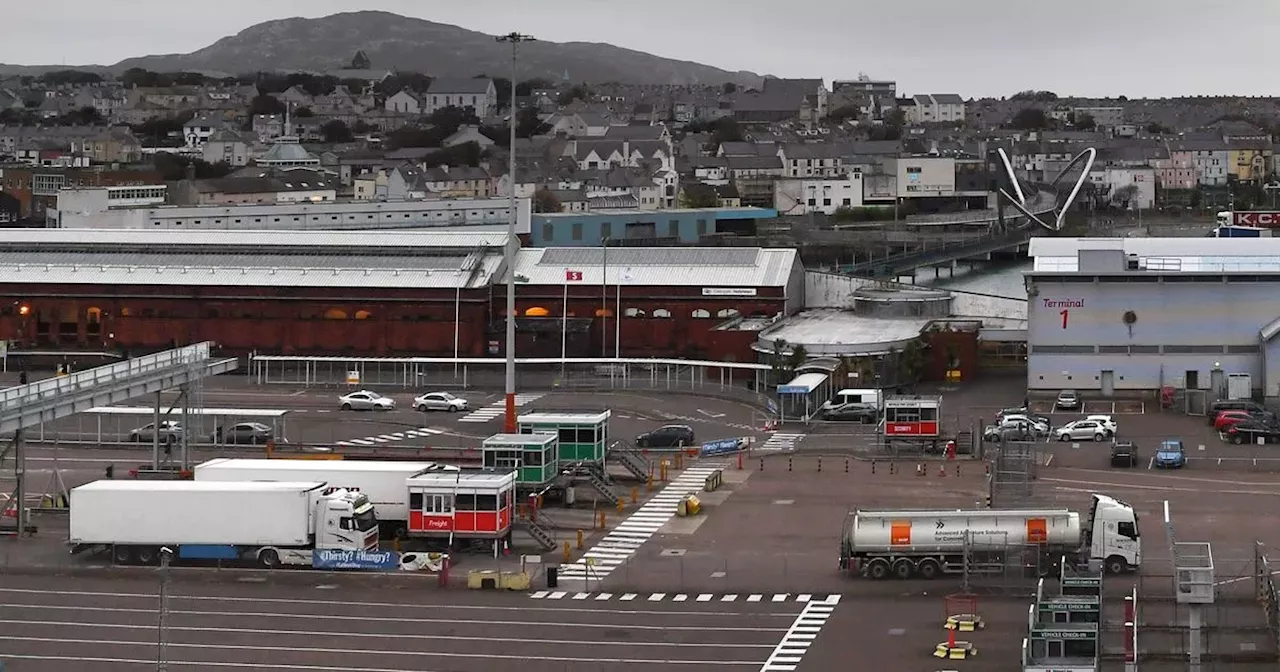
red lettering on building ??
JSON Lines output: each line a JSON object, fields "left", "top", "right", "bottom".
{"left": 1234, "top": 212, "right": 1280, "bottom": 227}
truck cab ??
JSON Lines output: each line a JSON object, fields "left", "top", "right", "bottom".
{"left": 1086, "top": 494, "right": 1141, "bottom": 574}
{"left": 317, "top": 488, "right": 379, "bottom": 552}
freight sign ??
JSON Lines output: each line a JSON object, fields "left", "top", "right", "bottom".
{"left": 312, "top": 549, "right": 399, "bottom": 570}
{"left": 1233, "top": 211, "right": 1280, "bottom": 227}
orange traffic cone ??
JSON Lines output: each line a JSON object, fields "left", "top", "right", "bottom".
{"left": 502, "top": 539, "right": 510, "bottom": 556}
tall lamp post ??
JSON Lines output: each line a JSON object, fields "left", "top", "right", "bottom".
{"left": 496, "top": 31, "right": 535, "bottom": 432}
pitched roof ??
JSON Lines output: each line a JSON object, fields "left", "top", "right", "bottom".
{"left": 428, "top": 78, "right": 494, "bottom": 95}
{"left": 514, "top": 247, "right": 798, "bottom": 287}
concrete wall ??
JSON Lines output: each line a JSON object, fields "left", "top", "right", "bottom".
{"left": 1027, "top": 276, "right": 1276, "bottom": 391}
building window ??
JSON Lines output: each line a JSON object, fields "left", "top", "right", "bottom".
{"left": 652, "top": 308, "right": 672, "bottom": 318}
{"left": 807, "top": 199, "right": 816, "bottom": 206}
{"left": 696, "top": 219, "right": 707, "bottom": 236}
{"left": 572, "top": 222, "right": 583, "bottom": 241}
{"left": 323, "top": 308, "right": 348, "bottom": 320}
{"left": 542, "top": 222, "right": 553, "bottom": 241}
{"left": 692, "top": 309, "right": 711, "bottom": 318}
{"left": 601, "top": 222, "right": 613, "bottom": 239}
{"left": 667, "top": 220, "right": 679, "bottom": 237}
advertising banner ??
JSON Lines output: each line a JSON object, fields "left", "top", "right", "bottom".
{"left": 312, "top": 549, "right": 399, "bottom": 570}
{"left": 700, "top": 438, "right": 744, "bottom": 457}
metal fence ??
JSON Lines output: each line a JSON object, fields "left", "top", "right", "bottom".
{"left": 250, "top": 355, "right": 774, "bottom": 408}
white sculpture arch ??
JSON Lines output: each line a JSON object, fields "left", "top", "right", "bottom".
{"left": 995, "top": 147, "right": 1096, "bottom": 231}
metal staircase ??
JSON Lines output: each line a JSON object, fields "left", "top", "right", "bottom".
{"left": 522, "top": 512, "right": 557, "bottom": 551}
{"left": 566, "top": 460, "right": 619, "bottom": 506}
{"left": 954, "top": 430, "right": 974, "bottom": 456}
{"left": 607, "top": 440, "right": 650, "bottom": 481}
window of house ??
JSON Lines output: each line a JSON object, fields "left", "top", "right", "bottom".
{"left": 692, "top": 309, "right": 711, "bottom": 318}
{"left": 807, "top": 199, "right": 816, "bottom": 206}
{"left": 572, "top": 222, "right": 583, "bottom": 241}
{"left": 823, "top": 199, "right": 831, "bottom": 206}
{"left": 696, "top": 219, "right": 708, "bottom": 236}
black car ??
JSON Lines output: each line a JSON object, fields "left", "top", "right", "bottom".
{"left": 635, "top": 424, "right": 695, "bottom": 448}
{"left": 1223, "top": 420, "right": 1280, "bottom": 445}
{"left": 1110, "top": 441, "right": 1140, "bottom": 468}
{"left": 1207, "top": 400, "right": 1269, "bottom": 426}
{"left": 821, "top": 403, "right": 878, "bottom": 423}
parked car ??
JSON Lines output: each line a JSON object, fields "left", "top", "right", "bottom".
{"left": 999, "top": 414, "right": 1051, "bottom": 435}
{"left": 995, "top": 406, "right": 1028, "bottom": 422}
{"left": 129, "top": 421, "right": 183, "bottom": 444}
{"left": 338, "top": 390, "right": 396, "bottom": 411}
{"left": 1055, "top": 389, "right": 1080, "bottom": 410}
{"left": 1110, "top": 441, "right": 1140, "bottom": 468}
{"left": 983, "top": 423, "right": 1037, "bottom": 443}
{"left": 218, "top": 422, "right": 273, "bottom": 445}
{"left": 1206, "top": 400, "right": 1269, "bottom": 426}
{"left": 635, "top": 425, "right": 695, "bottom": 448}
{"left": 1213, "top": 409, "right": 1276, "bottom": 431}
{"left": 820, "top": 403, "right": 878, "bottom": 423}
{"left": 1154, "top": 440, "right": 1186, "bottom": 469}
{"left": 1054, "top": 419, "right": 1109, "bottom": 442}
{"left": 413, "top": 392, "right": 469, "bottom": 413}
{"left": 1223, "top": 421, "right": 1280, "bottom": 445}
{"left": 1083, "top": 415, "right": 1118, "bottom": 436}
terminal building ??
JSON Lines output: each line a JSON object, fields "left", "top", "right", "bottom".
{"left": 1027, "top": 237, "right": 1280, "bottom": 399}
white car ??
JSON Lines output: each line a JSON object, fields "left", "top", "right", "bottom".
{"left": 338, "top": 390, "right": 396, "bottom": 411}
{"left": 998, "top": 414, "right": 1050, "bottom": 435}
{"left": 1084, "top": 414, "right": 1117, "bottom": 436}
{"left": 1055, "top": 419, "right": 1109, "bottom": 442}
{"left": 413, "top": 392, "right": 468, "bottom": 412}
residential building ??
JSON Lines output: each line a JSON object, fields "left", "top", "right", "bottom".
{"left": 832, "top": 77, "right": 896, "bottom": 97}
{"left": 443, "top": 125, "right": 495, "bottom": 148}
{"left": 201, "top": 129, "right": 257, "bottom": 167}
{"left": 0, "top": 166, "right": 163, "bottom": 220}
{"left": 252, "top": 114, "right": 286, "bottom": 142}
{"left": 1072, "top": 106, "right": 1125, "bottom": 128}
{"left": 777, "top": 143, "right": 847, "bottom": 178}
{"left": 1172, "top": 140, "right": 1229, "bottom": 187}
{"left": 425, "top": 78, "right": 498, "bottom": 118}
{"left": 419, "top": 165, "right": 495, "bottom": 199}
{"left": 1155, "top": 147, "right": 1198, "bottom": 192}
{"left": 903, "top": 94, "right": 966, "bottom": 124}
{"left": 385, "top": 90, "right": 422, "bottom": 115}
{"left": 1227, "top": 140, "right": 1269, "bottom": 183}
{"left": 183, "top": 113, "right": 225, "bottom": 148}
{"left": 774, "top": 174, "right": 864, "bottom": 215}
{"left": 172, "top": 171, "right": 338, "bottom": 206}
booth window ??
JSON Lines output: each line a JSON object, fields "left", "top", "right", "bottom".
{"left": 475, "top": 494, "right": 499, "bottom": 511}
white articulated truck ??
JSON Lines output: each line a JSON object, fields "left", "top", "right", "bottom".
{"left": 69, "top": 480, "right": 380, "bottom": 568}
{"left": 838, "top": 494, "right": 1141, "bottom": 580}
{"left": 193, "top": 458, "right": 458, "bottom": 539}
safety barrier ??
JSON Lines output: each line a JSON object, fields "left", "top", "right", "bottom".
{"left": 703, "top": 469, "right": 723, "bottom": 492}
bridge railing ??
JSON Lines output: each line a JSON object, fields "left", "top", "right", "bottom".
{"left": 839, "top": 228, "right": 1034, "bottom": 276}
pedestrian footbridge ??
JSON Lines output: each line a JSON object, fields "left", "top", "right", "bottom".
{"left": 0, "top": 342, "right": 238, "bottom": 435}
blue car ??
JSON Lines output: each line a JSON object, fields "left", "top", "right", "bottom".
{"left": 1154, "top": 440, "right": 1186, "bottom": 469}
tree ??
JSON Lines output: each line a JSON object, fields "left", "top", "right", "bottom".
{"left": 1146, "top": 122, "right": 1171, "bottom": 135}
{"left": 249, "top": 94, "right": 287, "bottom": 116}
{"left": 516, "top": 78, "right": 553, "bottom": 97}
{"left": 40, "top": 70, "right": 103, "bottom": 86}
{"left": 1112, "top": 184, "right": 1141, "bottom": 209}
{"left": 293, "top": 107, "right": 314, "bottom": 118}
{"left": 722, "top": 82, "right": 737, "bottom": 94}
{"left": 867, "top": 124, "right": 902, "bottom": 141}
{"left": 556, "top": 86, "right": 590, "bottom": 106}
{"left": 350, "top": 50, "right": 371, "bottom": 69}
{"left": 515, "top": 106, "right": 550, "bottom": 138}
{"left": 60, "top": 106, "right": 103, "bottom": 126}
{"left": 130, "top": 112, "right": 194, "bottom": 145}
{"left": 350, "top": 120, "right": 376, "bottom": 135}
{"left": 376, "top": 72, "right": 433, "bottom": 95}
{"left": 1011, "top": 107, "right": 1049, "bottom": 130}
{"left": 119, "top": 68, "right": 172, "bottom": 88}
{"left": 1010, "top": 90, "right": 1058, "bottom": 102}
{"left": 320, "top": 119, "right": 353, "bottom": 143}
{"left": 533, "top": 188, "right": 562, "bottom": 213}
{"left": 680, "top": 183, "right": 719, "bottom": 208}
{"left": 825, "top": 105, "right": 860, "bottom": 123}
{"left": 420, "top": 141, "right": 482, "bottom": 169}
{"left": 151, "top": 152, "right": 232, "bottom": 181}
{"left": 1072, "top": 112, "right": 1096, "bottom": 130}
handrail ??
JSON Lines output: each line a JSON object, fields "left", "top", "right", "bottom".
{"left": 0, "top": 342, "right": 213, "bottom": 410}
{"left": 251, "top": 354, "right": 772, "bottom": 371}
{"left": 841, "top": 229, "right": 1034, "bottom": 275}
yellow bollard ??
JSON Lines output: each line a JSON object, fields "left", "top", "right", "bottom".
{"left": 646, "top": 475, "right": 654, "bottom": 492}
{"left": 601, "top": 511, "right": 607, "bottom": 529}
{"left": 631, "top": 487, "right": 639, "bottom": 506}
{"left": 576, "top": 529, "right": 584, "bottom": 550}
{"left": 675, "top": 452, "right": 684, "bottom": 469}
{"left": 563, "top": 541, "right": 571, "bottom": 563}
{"left": 660, "top": 460, "right": 669, "bottom": 482}
{"left": 616, "top": 497, "right": 625, "bottom": 513}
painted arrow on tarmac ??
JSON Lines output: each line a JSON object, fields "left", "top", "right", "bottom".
{"left": 697, "top": 409, "right": 726, "bottom": 419}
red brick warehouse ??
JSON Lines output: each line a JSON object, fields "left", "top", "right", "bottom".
{"left": 0, "top": 229, "right": 803, "bottom": 362}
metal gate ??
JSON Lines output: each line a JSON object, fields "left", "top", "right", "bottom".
{"left": 1185, "top": 389, "right": 1209, "bottom": 416}
{"left": 1100, "top": 370, "right": 1115, "bottom": 397}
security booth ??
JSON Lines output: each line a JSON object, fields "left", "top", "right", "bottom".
{"left": 517, "top": 411, "right": 610, "bottom": 463}
{"left": 483, "top": 433, "right": 558, "bottom": 487}
{"left": 405, "top": 470, "right": 515, "bottom": 541}
{"left": 777, "top": 372, "right": 830, "bottom": 423}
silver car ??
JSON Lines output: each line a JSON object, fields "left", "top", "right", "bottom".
{"left": 338, "top": 390, "right": 396, "bottom": 411}
{"left": 130, "top": 420, "right": 183, "bottom": 443}
{"left": 1055, "top": 419, "right": 1109, "bottom": 442}
{"left": 413, "top": 392, "right": 468, "bottom": 412}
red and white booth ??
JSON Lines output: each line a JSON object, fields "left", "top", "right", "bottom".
{"left": 406, "top": 470, "right": 515, "bottom": 540}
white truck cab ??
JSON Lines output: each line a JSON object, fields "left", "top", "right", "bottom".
{"left": 1087, "top": 493, "right": 1142, "bottom": 574}
{"left": 268, "top": 487, "right": 379, "bottom": 567}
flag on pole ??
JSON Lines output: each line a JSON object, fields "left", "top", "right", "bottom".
{"left": 565, "top": 269, "right": 583, "bottom": 281}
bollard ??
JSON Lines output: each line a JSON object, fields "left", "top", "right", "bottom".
{"left": 938, "top": 463, "right": 946, "bottom": 477}
{"left": 871, "top": 460, "right": 876, "bottom": 475}
{"left": 956, "top": 463, "right": 961, "bottom": 478}
{"left": 563, "top": 541, "right": 571, "bottom": 563}
{"left": 616, "top": 497, "right": 625, "bottom": 513}
{"left": 759, "top": 457, "right": 764, "bottom": 471}
{"left": 845, "top": 457, "right": 849, "bottom": 473}
{"left": 890, "top": 462, "right": 895, "bottom": 475}
{"left": 984, "top": 462, "right": 990, "bottom": 475}
{"left": 676, "top": 452, "right": 684, "bottom": 470}
{"left": 788, "top": 457, "right": 793, "bottom": 471}
{"left": 646, "top": 475, "right": 654, "bottom": 492}
{"left": 660, "top": 460, "right": 669, "bottom": 482}
{"left": 737, "top": 452, "right": 743, "bottom": 471}
{"left": 631, "top": 487, "right": 639, "bottom": 506}
{"left": 577, "top": 529, "right": 584, "bottom": 550}
{"left": 600, "top": 511, "right": 608, "bottom": 529}
{"left": 817, "top": 456, "right": 822, "bottom": 472}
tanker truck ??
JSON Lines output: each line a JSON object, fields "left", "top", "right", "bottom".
{"left": 838, "top": 493, "right": 1141, "bottom": 580}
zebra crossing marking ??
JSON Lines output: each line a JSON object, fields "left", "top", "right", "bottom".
{"left": 760, "top": 595, "right": 842, "bottom": 671}
{"left": 457, "top": 393, "right": 544, "bottom": 423}
{"left": 335, "top": 427, "right": 443, "bottom": 447}
{"left": 531, "top": 591, "right": 835, "bottom": 604}
{"left": 757, "top": 433, "right": 805, "bottom": 453}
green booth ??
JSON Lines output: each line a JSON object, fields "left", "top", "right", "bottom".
{"left": 517, "top": 410, "right": 610, "bottom": 463}
{"left": 482, "top": 432, "right": 558, "bottom": 486}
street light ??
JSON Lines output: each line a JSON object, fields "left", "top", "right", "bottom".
{"left": 495, "top": 31, "right": 535, "bottom": 433}
{"left": 157, "top": 546, "right": 173, "bottom": 672}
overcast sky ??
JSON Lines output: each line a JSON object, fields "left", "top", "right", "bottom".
{"left": 3, "top": 0, "right": 1276, "bottom": 98}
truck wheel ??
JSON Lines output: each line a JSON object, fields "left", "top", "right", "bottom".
{"left": 916, "top": 558, "right": 941, "bottom": 580}
{"left": 259, "top": 549, "right": 281, "bottom": 569}
{"left": 1105, "top": 556, "right": 1127, "bottom": 575}
{"left": 113, "top": 545, "right": 134, "bottom": 565}
{"left": 892, "top": 558, "right": 915, "bottom": 579}
{"left": 135, "top": 546, "right": 158, "bottom": 565}
{"left": 865, "top": 558, "right": 890, "bottom": 580}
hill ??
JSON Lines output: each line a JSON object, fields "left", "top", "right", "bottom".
{"left": 1, "top": 11, "right": 761, "bottom": 87}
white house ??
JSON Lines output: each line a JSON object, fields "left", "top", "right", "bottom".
{"left": 773, "top": 174, "right": 864, "bottom": 215}
{"left": 182, "top": 113, "right": 223, "bottom": 148}
{"left": 425, "top": 78, "right": 498, "bottom": 118}
{"left": 903, "top": 94, "right": 966, "bottom": 124}
{"left": 384, "top": 90, "right": 422, "bottom": 115}
{"left": 443, "top": 125, "right": 495, "bottom": 148}
{"left": 1090, "top": 166, "right": 1156, "bottom": 210}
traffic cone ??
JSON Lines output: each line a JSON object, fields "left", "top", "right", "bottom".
{"left": 502, "top": 539, "right": 510, "bottom": 556}
{"left": 938, "top": 464, "right": 946, "bottom": 477}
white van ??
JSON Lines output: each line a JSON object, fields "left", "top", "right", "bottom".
{"left": 822, "top": 388, "right": 883, "bottom": 411}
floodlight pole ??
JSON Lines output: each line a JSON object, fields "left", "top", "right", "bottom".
{"left": 497, "top": 31, "right": 535, "bottom": 432}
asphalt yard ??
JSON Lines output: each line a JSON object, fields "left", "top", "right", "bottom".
{"left": 0, "top": 575, "right": 805, "bottom": 671}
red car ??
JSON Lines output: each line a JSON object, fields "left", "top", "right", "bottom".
{"left": 1214, "top": 410, "right": 1254, "bottom": 431}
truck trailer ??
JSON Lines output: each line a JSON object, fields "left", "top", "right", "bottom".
{"left": 193, "top": 458, "right": 457, "bottom": 539}
{"left": 838, "top": 494, "right": 1141, "bottom": 579}
{"left": 69, "top": 480, "right": 379, "bottom": 567}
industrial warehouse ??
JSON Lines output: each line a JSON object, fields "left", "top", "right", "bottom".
{"left": 1027, "top": 236, "right": 1280, "bottom": 400}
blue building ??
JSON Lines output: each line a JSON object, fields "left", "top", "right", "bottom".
{"left": 530, "top": 207, "right": 778, "bottom": 246}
